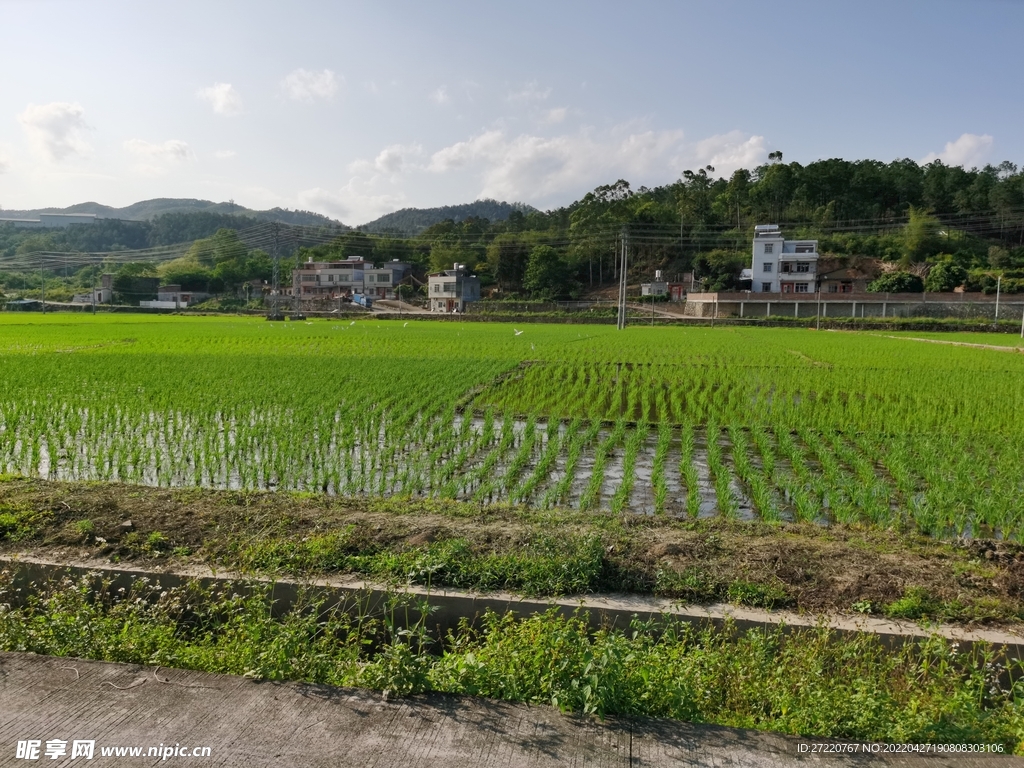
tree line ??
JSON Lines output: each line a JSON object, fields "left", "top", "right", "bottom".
{"left": 3, "top": 154, "right": 1024, "bottom": 302}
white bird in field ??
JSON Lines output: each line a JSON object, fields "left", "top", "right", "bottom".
{"left": 514, "top": 328, "right": 523, "bottom": 336}
{"left": 403, "top": 322, "right": 408, "bottom": 327}
{"left": 531, "top": 343, "right": 535, "bottom": 350}
{"left": 350, "top": 321, "right": 355, "bottom": 326}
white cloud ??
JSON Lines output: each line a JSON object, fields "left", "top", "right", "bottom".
{"left": 544, "top": 107, "right": 568, "bottom": 124}
{"left": 214, "top": 149, "right": 237, "bottom": 160}
{"left": 426, "top": 127, "right": 680, "bottom": 200}
{"left": 124, "top": 138, "right": 191, "bottom": 163}
{"left": 374, "top": 143, "right": 422, "bottom": 174}
{"left": 281, "top": 68, "right": 339, "bottom": 102}
{"left": 197, "top": 83, "right": 243, "bottom": 116}
{"left": 431, "top": 86, "right": 449, "bottom": 105}
{"left": 18, "top": 102, "right": 91, "bottom": 161}
{"left": 424, "top": 126, "right": 767, "bottom": 204}
{"left": 693, "top": 131, "right": 767, "bottom": 172}
{"left": 123, "top": 138, "right": 191, "bottom": 176}
{"left": 508, "top": 81, "right": 551, "bottom": 102}
{"left": 0, "top": 154, "right": 8, "bottom": 174}
{"left": 347, "top": 143, "right": 424, "bottom": 177}
{"left": 922, "top": 133, "right": 993, "bottom": 168}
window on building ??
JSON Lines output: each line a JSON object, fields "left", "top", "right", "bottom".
{"left": 795, "top": 244, "right": 815, "bottom": 254}
{"left": 762, "top": 263, "right": 773, "bottom": 273}
{"left": 796, "top": 263, "right": 810, "bottom": 273}
{"left": 827, "top": 284, "right": 838, "bottom": 293}
{"left": 795, "top": 283, "right": 809, "bottom": 293}
{"left": 443, "top": 282, "right": 456, "bottom": 293}
{"left": 761, "top": 282, "right": 773, "bottom": 292}
{"left": 366, "top": 275, "right": 374, "bottom": 283}
{"left": 764, "top": 243, "right": 774, "bottom": 254}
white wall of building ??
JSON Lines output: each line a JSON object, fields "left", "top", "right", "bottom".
{"left": 750, "top": 226, "right": 818, "bottom": 293}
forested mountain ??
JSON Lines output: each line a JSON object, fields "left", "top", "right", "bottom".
{"left": 358, "top": 199, "right": 536, "bottom": 234}
{"left": 1, "top": 198, "right": 343, "bottom": 228}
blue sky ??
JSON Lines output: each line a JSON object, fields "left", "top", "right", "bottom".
{"left": 1, "top": 0, "right": 1021, "bottom": 224}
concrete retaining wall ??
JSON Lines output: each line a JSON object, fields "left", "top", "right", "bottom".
{"left": 4, "top": 556, "right": 1023, "bottom": 668}
{"left": 685, "top": 292, "right": 1024, "bottom": 320}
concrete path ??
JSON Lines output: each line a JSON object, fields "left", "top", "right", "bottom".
{"left": 0, "top": 653, "right": 1014, "bottom": 766}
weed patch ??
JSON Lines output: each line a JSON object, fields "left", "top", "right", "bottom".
{"left": 1, "top": 569, "right": 1022, "bottom": 751}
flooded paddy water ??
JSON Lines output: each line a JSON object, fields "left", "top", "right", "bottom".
{"left": 2, "top": 408, "right": 907, "bottom": 525}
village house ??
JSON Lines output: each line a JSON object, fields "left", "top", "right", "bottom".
{"left": 427, "top": 264, "right": 480, "bottom": 312}
{"left": 71, "top": 287, "right": 112, "bottom": 304}
{"left": 817, "top": 258, "right": 881, "bottom": 294}
{"left": 290, "top": 257, "right": 414, "bottom": 300}
{"left": 155, "top": 284, "right": 210, "bottom": 307}
{"left": 750, "top": 225, "right": 819, "bottom": 293}
{"left": 362, "top": 260, "right": 414, "bottom": 299}
{"left": 291, "top": 257, "right": 371, "bottom": 298}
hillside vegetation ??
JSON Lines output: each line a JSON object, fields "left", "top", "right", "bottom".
{"left": 2, "top": 155, "right": 1024, "bottom": 301}
{"left": 358, "top": 199, "right": 536, "bottom": 234}
{"left": 1, "top": 197, "right": 343, "bottom": 227}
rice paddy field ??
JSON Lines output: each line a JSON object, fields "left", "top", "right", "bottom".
{"left": 1, "top": 313, "right": 1022, "bottom": 540}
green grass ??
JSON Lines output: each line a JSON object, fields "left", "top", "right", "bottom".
{"left": 237, "top": 531, "right": 606, "bottom": 597}
{"left": 1, "top": 570, "right": 1022, "bottom": 751}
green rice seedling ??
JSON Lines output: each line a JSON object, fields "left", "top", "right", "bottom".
{"left": 545, "top": 419, "right": 602, "bottom": 508}
{"left": 497, "top": 415, "right": 538, "bottom": 497}
{"left": 729, "top": 425, "right": 779, "bottom": 522}
{"left": 510, "top": 417, "right": 560, "bottom": 504}
{"left": 679, "top": 424, "right": 701, "bottom": 518}
{"left": 651, "top": 422, "right": 672, "bottom": 514}
{"left": 610, "top": 423, "right": 646, "bottom": 514}
{"left": 705, "top": 424, "right": 737, "bottom": 518}
{"left": 773, "top": 428, "right": 818, "bottom": 523}
{"left": 470, "top": 413, "right": 520, "bottom": 504}
{"left": 1, "top": 317, "right": 1022, "bottom": 530}
{"left": 580, "top": 420, "right": 625, "bottom": 512}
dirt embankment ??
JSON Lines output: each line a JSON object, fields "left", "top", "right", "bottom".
{"left": 2, "top": 476, "right": 1021, "bottom": 627}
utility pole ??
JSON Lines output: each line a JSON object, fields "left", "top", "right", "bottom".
{"left": 268, "top": 223, "right": 284, "bottom": 321}
{"left": 995, "top": 275, "right": 1002, "bottom": 322}
{"left": 616, "top": 230, "right": 629, "bottom": 330}
{"left": 40, "top": 254, "right": 45, "bottom": 314}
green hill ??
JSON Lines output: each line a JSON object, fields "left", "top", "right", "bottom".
{"left": 358, "top": 199, "right": 536, "bottom": 234}
{"left": 1, "top": 198, "right": 344, "bottom": 228}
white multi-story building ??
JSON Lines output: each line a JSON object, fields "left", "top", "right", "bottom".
{"left": 750, "top": 225, "right": 818, "bottom": 293}
{"left": 428, "top": 264, "right": 480, "bottom": 312}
